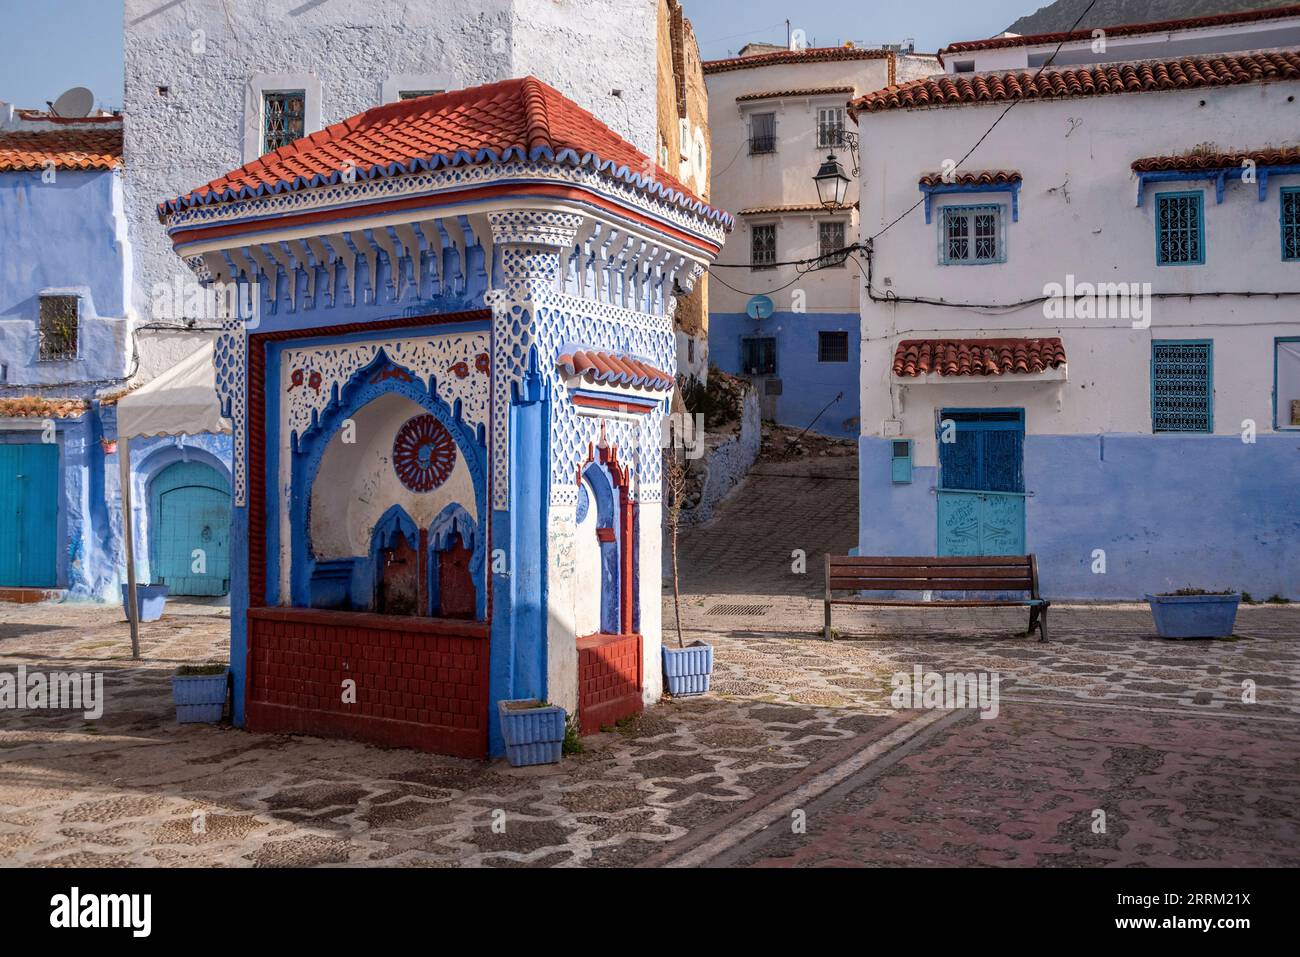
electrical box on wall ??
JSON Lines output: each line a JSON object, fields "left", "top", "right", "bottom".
{"left": 890, "top": 439, "right": 913, "bottom": 484}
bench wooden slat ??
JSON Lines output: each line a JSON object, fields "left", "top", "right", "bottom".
{"left": 827, "top": 565, "right": 1032, "bottom": 580}
{"left": 829, "top": 598, "right": 1042, "bottom": 607}
{"left": 827, "top": 556, "right": 1031, "bottom": 567}
{"left": 824, "top": 552, "right": 1049, "bottom": 643}
{"left": 829, "top": 577, "right": 1031, "bottom": 591}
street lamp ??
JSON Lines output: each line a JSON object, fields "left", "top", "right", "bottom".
{"left": 814, "top": 152, "right": 851, "bottom": 209}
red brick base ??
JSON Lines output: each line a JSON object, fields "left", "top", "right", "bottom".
{"left": 247, "top": 607, "right": 489, "bottom": 758}
{"left": 577, "top": 633, "right": 643, "bottom": 735}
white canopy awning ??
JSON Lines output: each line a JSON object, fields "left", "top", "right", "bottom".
{"left": 115, "top": 341, "right": 231, "bottom": 439}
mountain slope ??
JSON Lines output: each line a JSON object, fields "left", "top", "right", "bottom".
{"left": 1006, "top": 0, "right": 1296, "bottom": 36}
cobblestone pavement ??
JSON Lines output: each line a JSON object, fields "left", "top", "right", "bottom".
{"left": 2, "top": 594, "right": 1297, "bottom": 867}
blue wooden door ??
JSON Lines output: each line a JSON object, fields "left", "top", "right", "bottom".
{"left": 937, "top": 409, "right": 1026, "bottom": 556}
{"left": 149, "top": 462, "right": 231, "bottom": 596}
{"left": 0, "top": 444, "right": 59, "bottom": 587}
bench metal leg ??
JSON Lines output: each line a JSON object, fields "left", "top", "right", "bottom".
{"left": 1037, "top": 605, "right": 1049, "bottom": 643}
{"left": 1026, "top": 605, "right": 1040, "bottom": 637}
{"left": 824, "top": 601, "right": 833, "bottom": 641}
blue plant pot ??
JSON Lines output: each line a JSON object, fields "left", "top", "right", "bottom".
{"left": 122, "top": 583, "right": 169, "bottom": 623}
{"left": 172, "top": 669, "right": 229, "bottom": 723}
{"left": 662, "top": 641, "right": 713, "bottom": 696}
{"left": 1145, "top": 594, "right": 1241, "bottom": 639}
{"left": 497, "top": 700, "right": 566, "bottom": 766}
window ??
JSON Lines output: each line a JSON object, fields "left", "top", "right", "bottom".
{"left": 1283, "top": 187, "right": 1300, "bottom": 262}
{"left": 1152, "top": 340, "right": 1213, "bottom": 433}
{"left": 38, "top": 295, "right": 79, "bottom": 361}
{"left": 399, "top": 89, "right": 442, "bottom": 100}
{"left": 818, "top": 331, "right": 849, "bottom": 363}
{"left": 1276, "top": 338, "right": 1300, "bottom": 429}
{"left": 940, "top": 205, "right": 1003, "bottom": 265}
{"left": 817, "top": 107, "right": 845, "bottom": 148}
{"left": 1156, "top": 191, "right": 1205, "bottom": 265}
{"left": 749, "top": 113, "right": 776, "bottom": 154}
{"left": 953, "top": 60, "right": 975, "bottom": 73}
{"left": 262, "top": 90, "right": 306, "bottom": 152}
{"left": 742, "top": 337, "right": 776, "bottom": 375}
{"left": 819, "top": 221, "right": 847, "bottom": 266}
{"left": 751, "top": 224, "right": 777, "bottom": 269}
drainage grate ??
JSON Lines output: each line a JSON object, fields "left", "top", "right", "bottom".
{"left": 706, "top": 604, "right": 772, "bottom": 617}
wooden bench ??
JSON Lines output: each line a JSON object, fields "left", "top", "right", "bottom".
{"left": 824, "top": 554, "right": 1049, "bottom": 642}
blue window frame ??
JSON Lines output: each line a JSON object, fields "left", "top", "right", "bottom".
{"left": 1282, "top": 187, "right": 1300, "bottom": 262}
{"left": 1155, "top": 191, "right": 1205, "bottom": 265}
{"left": 939, "top": 204, "right": 1004, "bottom": 265}
{"left": 1275, "top": 336, "right": 1300, "bottom": 430}
{"left": 1151, "top": 340, "right": 1213, "bottom": 433}
{"left": 262, "top": 90, "right": 306, "bottom": 153}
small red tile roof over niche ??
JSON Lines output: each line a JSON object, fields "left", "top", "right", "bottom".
{"left": 159, "top": 76, "right": 729, "bottom": 226}
{"left": 735, "top": 86, "right": 856, "bottom": 102}
{"left": 1132, "top": 145, "right": 1300, "bottom": 171}
{"left": 703, "top": 46, "right": 891, "bottom": 75}
{"left": 893, "top": 338, "right": 1067, "bottom": 378}
{"left": 0, "top": 128, "right": 122, "bottom": 171}
{"left": 850, "top": 50, "right": 1300, "bottom": 114}
{"left": 939, "top": 3, "right": 1300, "bottom": 58}
{"left": 919, "top": 170, "right": 1022, "bottom": 187}
{"left": 557, "top": 350, "right": 674, "bottom": 392}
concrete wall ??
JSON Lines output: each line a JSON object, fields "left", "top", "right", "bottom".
{"left": 855, "top": 74, "right": 1300, "bottom": 598}
{"left": 681, "top": 382, "right": 761, "bottom": 526}
{"left": 0, "top": 169, "right": 131, "bottom": 391}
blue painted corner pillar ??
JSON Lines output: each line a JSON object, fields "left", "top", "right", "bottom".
{"left": 487, "top": 363, "right": 549, "bottom": 756}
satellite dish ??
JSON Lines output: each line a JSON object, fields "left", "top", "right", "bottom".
{"left": 746, "top": 294, "right": 774, "bottom": 320}
{"left": 51, "top": 87, "right": 95, "bottom": 118}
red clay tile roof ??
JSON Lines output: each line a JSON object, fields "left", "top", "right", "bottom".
{"left": 557, "top": 350, "right": 674, "bottom": 392}
{"left": 0, "top": 128, "right": 122, "bottom": 171}
{"left": 735, "top": 86, "right": 856, "bottom": 102}
{"left": 704, "top": 46, "right": 890, "bottom": 75}
{"left": 1132, "top": 145, "right": 1300, "bottom": 171}
{"left": 158, "top": 77, "right": 729, "bottom": 226}
{"left": 739, "top": 202, "right": 856, "bottom": 215}
{"left": 0, "top": 397, "right": 90, "bottom": 419}
{"left": 892, "top": 338, "right": 1067, "bottom": 378}
{"left": 850, "top": 50, "right": 1300, "bottom": 114}
{"left": 919, "top": 170, "right": 1022, "bottom": 187}
{"left": 939, "top": 4, "right": 1300, "bottom": 58}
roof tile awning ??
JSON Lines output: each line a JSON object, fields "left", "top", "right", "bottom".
{"left": 704, "top": 47, "right": 891, "bottom": 75}
{"left": 1132, "top": 146, "right": 1300, "bottom": 171}
{"left": 850, "top": 51, "right": 1300, "bottom": 115}
{"left": 558, "top": 350, "right": 674, "bottom": 392}
{"left": 893, "top": 338, "right": 1066, "bottom": 378}
{"left": 739, "top": 202, "right": 856, "bottom": 215}
{"left": 736, "top": 86, "right": 855, "bottom": 102}
{"left": 0, "top": 128, "right": 122, "bottom": 172}
{"left": 919, "top": 170, "right": 1022, "bottom": 187}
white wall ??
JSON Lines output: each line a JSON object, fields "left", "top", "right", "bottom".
{"left": 123, "top": 0, "right": 658, "bottom": 319}
{"left": 856, "top": 79, "right": 1300, "bottom": 465}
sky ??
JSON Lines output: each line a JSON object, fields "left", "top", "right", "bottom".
{"left": 0, "top": 0, "right": 1037, "bottom": 111}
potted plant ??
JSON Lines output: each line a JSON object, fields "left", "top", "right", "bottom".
{"left": 1145, "top": 589, "right": 1241, "bottom": 639}
{"left": 172, "top": 664, "right": 230, "bottom": 723}
{"left": 661, "top": 446, "right": 713, "bottom": 696}
{"left": 497, "top": 699, "right": 566, "bottom": 766}
{"left": 122, "top": 583, "right": 169, "bottom": 622}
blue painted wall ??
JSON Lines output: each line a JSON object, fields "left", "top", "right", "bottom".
{"left": 0, "top": 169, "right": 129, "bottom": 386}
{"left": 859, "top": 435, "right": 1300, "bottom": 600}
{"left": 709, "top": 310, "right": 859, "bottom": 438}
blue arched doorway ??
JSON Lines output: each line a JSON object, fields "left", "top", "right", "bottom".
{"left": 148, "top": 461, "right": 231, "bottom": 596}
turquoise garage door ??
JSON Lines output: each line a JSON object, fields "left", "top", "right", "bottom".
{"left": 0, "top": 444, "right": 59, "bottom": 587}
{"left": 149, "top": 461, "right": 231, "bottom": 596}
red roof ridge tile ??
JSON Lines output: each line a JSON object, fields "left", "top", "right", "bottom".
{"left": 703, "top": 46, "right": 892, "bottom": 75}
{"left": 0, "top": 128, "right": 123, "bottom": 172}
{"left": 159, "top": 76, "right": 730, "bottom": 228}
{"left": 851, "top": 48, "right": 1300, "bottom": 115}
{"left": 939, "top": 3, "right": 1300, "bottom": 60}
{"left": 918, "top": 169, "right": 1022, "bottom": 186}
{"left": 1132, "top": 144, "right": 1300, "bottom": 171}
{"left": 892, "top": 337, "right": 1067, "bottom": 378}
{"left": 557, "top": 348, "right": 674, "bottom": 392}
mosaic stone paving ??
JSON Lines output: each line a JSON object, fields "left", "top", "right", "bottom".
{"left": 0, "top": 597, "right": 1296, "bottom": 867}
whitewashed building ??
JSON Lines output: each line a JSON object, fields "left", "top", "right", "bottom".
{"left": 704, "top": 45, "right": 937, "bottom": 437}
{"left": 850, "top": 16, "right": 1300, "bottom": 599}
